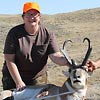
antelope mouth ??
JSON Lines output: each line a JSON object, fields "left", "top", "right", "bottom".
{"left": 74, "top": 80, "right": 81, "bottom": 83}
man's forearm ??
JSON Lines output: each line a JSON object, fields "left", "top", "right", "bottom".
{"left": 49, "top": 52, "right": 68, "bottom": 66}
{"left": 6, "top": 61, "right": 23, "bottom": 85}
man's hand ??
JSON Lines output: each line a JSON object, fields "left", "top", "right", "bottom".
{"left": 86, "top": 60, "right": 97, "bottom": 72}
{"left": 16, "top": 81, "right": 26, "bottom": 91}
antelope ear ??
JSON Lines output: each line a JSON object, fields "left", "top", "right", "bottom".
{"left": 83, "top": 66, "right": 93, "bottom": 77}
{"left": 62, "top": 70, "right": 69, "bottom": 77}
{"left": 85, "top": 71, "right": 93, "bottom": 78}
{"left": 88, "top": 71, "right": 93, "bottom": 77}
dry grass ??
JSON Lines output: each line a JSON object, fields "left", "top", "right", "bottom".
{"left": 0, "top": 7, "right": 100, "bottom": 99}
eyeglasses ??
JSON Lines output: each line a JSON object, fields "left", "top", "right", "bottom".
{"left": 24, "top": 13, "right": 40, "bottom": 18}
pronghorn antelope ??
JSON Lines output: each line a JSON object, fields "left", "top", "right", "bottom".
{"left": 0, "top": 38, "right": 92, "bottom": 100}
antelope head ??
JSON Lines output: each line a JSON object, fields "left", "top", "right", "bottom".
{"left": 61, "top": 38, "right": 92, "bottom": 89}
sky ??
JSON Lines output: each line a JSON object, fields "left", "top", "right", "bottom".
{"left": 0, "top": 0, "right": 100, "bottom": 15}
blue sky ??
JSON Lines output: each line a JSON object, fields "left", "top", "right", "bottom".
{"left": 0, "top": 0, "right": 100, "bottom": 15}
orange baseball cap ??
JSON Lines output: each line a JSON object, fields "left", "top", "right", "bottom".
{"left": 23, "top": 2, "right": 40, "bottom": 13}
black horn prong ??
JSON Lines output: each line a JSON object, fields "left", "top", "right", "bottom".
{"left": 61, "top": 40, "right": 72, "bottom": 66}
{"left": 63, "top": 40, "right": 72, "bottom": 49}
{"left": 81, "top": 37, "right": 92, "bottom": 66}
{"left": 83, "top": 38, "right": 90, "bottom": 48}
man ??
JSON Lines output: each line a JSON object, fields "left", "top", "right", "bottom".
{"left": 2, "top": 2, "right": 68, "bottom": 91}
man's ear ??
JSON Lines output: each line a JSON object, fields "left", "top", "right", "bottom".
{"left": 38, "top": 13, "right": 41, "bottom": 18}
{"left": 22, "top": 12, "right": 25, "bottom": 19}
{"left": 22, "top": 14, "right": 24, "bottom": 18}
{"left": 22, "top": 15, "right": 24, "bottom": 19}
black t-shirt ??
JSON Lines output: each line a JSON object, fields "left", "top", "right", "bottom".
{"left": 2, "top": 24, "right": 59, "bottom": 82}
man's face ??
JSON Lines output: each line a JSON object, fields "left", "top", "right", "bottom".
{"left": 23, "top": 9, "right": 40, "bottom": 27}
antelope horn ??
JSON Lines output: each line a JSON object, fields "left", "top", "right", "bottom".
{"left": 60, "top": 40, "right": 72, "bottom": 66}
{"left": 81, "top": 37, "right": 92, "bottom": 66}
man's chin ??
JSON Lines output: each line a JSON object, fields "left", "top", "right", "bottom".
{"left": 31, "top": 22, "right": 37, "bottom": 26}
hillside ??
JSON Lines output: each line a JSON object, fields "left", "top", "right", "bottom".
{"left": 0, "top": 7, "right": 100, "bottom": 99}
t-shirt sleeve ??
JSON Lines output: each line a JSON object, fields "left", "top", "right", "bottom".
{"left": 47, "top": 32, "right": 59, "bottom": 55}
{"left": 3, "top": 29, "right": 17, "bottom": 54}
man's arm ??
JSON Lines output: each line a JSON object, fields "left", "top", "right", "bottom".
{"left": 49, "top": 52, "right": 68, "bottom": 66}
{"left": 4, "top": 54, "right": 26, "bottom": 90}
